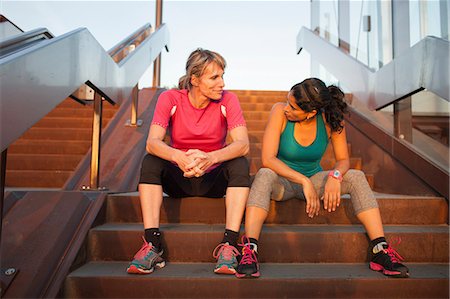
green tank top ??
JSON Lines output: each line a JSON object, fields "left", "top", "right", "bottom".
{"left": 277, "top": 113, "right": 329, "bottom": 177}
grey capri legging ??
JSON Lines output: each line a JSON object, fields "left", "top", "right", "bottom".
{"left": 247, "top": 168, "right": 378, "bottom": 215}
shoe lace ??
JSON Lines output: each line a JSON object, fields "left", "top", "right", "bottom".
{"left": 383, "top": 239, "right": 404, "bottom": 263}
{"left": 134, "top": 236, "right": 154, "bottom": 259}
{"left": 238, "top": 235, "right": 258, "bottom": 265}
{"left": 212, "top": 243, "right": 240, "bottom": 260}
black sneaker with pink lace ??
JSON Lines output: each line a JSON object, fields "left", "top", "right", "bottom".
{"left": 236, "top": 235, "right": 260, "bottom": 278}
{"left": 369, "top": 241, "right": 409, "bottom": 278}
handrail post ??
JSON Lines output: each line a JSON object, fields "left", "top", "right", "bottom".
{"left": 0, "top": 149, "right": 6, "bottom": 248}
{"left": 394, "top": 97, "right": 413, "bottom": 142}
{"left": 125, "top": 84, "right": 143, "bottom": 127}
{"left": 152, "top": 0, "right": 163, "bottom": 88}
{"left": 88, "top": 92, "right": 103, "bottom": 189}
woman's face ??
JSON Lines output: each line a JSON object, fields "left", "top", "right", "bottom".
{"left": 191, "top": 62, "right": 224, "bottom": 100}
{"left": 283, "top": 92, "right": 311, "bottom": 122}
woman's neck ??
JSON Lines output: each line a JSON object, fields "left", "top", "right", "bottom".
{"left": 188, "top": 89, "right": 209, "bottom": 109}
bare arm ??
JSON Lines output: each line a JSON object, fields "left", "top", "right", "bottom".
{"left": 323, "top": 122, "right": 351, "bottom": 212}
{"left": 261, "top": 103, "right": 320, "bottom": 218}
{"left": 261, "top": 103, "right": 309, "bottom": 185}
{"left": 146, "top": 124, "right": 203, "bottom": 173}
{"left": 189, "top": 126, "right": 249, "bottom": 174}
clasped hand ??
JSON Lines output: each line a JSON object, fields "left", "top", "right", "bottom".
{"left": 174, "top": 149, "right": 216, "bottom": 178}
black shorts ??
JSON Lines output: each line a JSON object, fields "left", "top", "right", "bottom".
{"left": 139, "top": 154, "right": 250, "bottom": 198}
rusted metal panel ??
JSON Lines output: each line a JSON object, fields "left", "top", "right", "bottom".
{"left": 1, "top": 191, "right": 106, "bottom": 298}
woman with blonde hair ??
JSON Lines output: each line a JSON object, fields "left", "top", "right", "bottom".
{"left": 127, "top": 48, "right": 250, "bottom": 275}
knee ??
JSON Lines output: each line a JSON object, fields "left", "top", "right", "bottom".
{"left": 254, "top": 168, "right": 278, "bottom": 182}
{"left": 139, "top": 154, "right": 165, "bottom": 184}
{"left": 141, "top": 154, "right": 164, "bottom": 171}
{"left": 344, "top": 169, "right": 366, "bottom": 184}
{"left": 225, "top": 157, "right": 250, "bottom": 187}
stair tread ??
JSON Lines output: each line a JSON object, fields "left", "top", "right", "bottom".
{"left": 69, "top": 261, "right": 449, "bottom": 279}
{"left": 93, "top": 222, "right": 448, "bottom": 233}
{"left": 109, "top": 191, "right": 445, "bottom": 201}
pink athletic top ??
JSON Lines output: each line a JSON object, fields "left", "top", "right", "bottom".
{"left": 151, "top": 89, "right": 246, "bottom": 153}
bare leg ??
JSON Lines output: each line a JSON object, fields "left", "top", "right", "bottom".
{"left": 356, "top": 208, "right": 385, "bottom": 240}
{"left": 225, "top": 187, "right": 249, "bottom": 232}
{"left": 138, "top": 183, "right": 163, "bottom": 229}
{"left": 244, "top": 206, "right": 268, "bottom": 240}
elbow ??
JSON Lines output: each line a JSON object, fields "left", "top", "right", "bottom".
{"left": 241, "top": 142, "right": 250, "bottom": 156}
{"left": 261, "top": 156, "right": 271, "bottom": 168}
{"left": 146, "top": 139, "right": 158, "bottom": 155}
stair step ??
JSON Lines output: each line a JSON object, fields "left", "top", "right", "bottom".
{"left": 64, "top": 262, "right": 449, "bottom": 298}
{"left": 5, "top": 170, "right": 72, "bottom": 188}
{"left": 34, "top": 117, "right": 112, "bottom": 128}
{"left": 105, "top": 193, "right": 448, "bottom": 225}
{"left": 46, "top": 108, "right": 117, "bottom": 118}
{"left": 56, "top": 98, "right": 118, "bottom": 109}
{"left": 87, "top": 223, "right": 449, "bottom": 263}
{"left": 244, "top": 111, "right": 271, "bottom": 120}
{"left": 21, "top": 127, "right": 92, "bottom": 140}
{"left": 240, "top": 103, "right": 278, "bottom": 111}
{"left": 7, "top": 154, "right": 83, "bottom": 170}
{"left": 8, "top": 140, "right": 91, "bottom": 155}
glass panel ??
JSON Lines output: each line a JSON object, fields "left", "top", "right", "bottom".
{"left": 410, "top": 0, "right": 449, "bottom": 46}
{"left": 348, "top": 0, "right": 392, "bottom": 70}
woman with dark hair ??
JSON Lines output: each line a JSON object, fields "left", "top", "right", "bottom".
{"left": 127, "top": 48, "right": 250, "bottom": 275}
{"left": 235, "top": 78, "right": 409, "bottom": 279}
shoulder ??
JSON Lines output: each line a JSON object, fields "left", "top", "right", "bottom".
{"left": 271, "top": 102, "right": 286, "bottom": 115}
{"left": 220, "top": 90, "right": 239, "bottom": 103}
{"left": 159, "top": 89, "right": 187, "bottom": 102}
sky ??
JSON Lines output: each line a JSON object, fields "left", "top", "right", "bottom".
{"left": 1, "top": 0, "right": 312, "bottom": 91}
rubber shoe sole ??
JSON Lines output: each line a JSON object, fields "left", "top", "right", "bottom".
{"left": 214, "top": 264, "right": 236, "bottom": 274}
{"left": 235, "top": 271, "right": 260, "bottom": 278}
{"left": 369, "top": 262, "right": 409, "bottom": 278}
{"left": 127, "top": 260, "right": 166, "bottom": 275}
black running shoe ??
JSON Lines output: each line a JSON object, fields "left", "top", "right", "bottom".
{"left": 235, "top": 235, "right": 260, "bottom": 278}
{"left": 369, "top": 242, "right": 409, "bottom": 278}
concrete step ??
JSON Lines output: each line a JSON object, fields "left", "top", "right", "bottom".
{"left": 7, "top": 154, "right": 84, "bottom": 170}
{"left": 87, "top": 223, "right": 449, "bottom": 263}
{"left": 5, "top": 170, "right": 72, "bottom": 188}
{"left": 20, "top": 127, "right": 92, "bottom": 140}
{"left": 8, "top": 140, "right": 91, "bottom": 155}
{"left": 64, "top": 262, "right": 449, "bottom": 298}
{"left": 105, "top": 193, "right": 448, "bottom": 225}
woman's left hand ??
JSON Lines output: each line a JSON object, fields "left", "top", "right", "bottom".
{"left": 184, "top": 149, "right": 218, "bottom": 177}
{"left": 322, "top": 177, "right": 341, "bottom": 212}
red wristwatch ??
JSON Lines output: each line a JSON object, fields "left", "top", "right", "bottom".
{"left": 328, "top": 170, "right": 343, "bottom": 182}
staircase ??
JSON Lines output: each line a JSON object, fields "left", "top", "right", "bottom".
{"left": 5, "top": 98, "right": 119, "bottom": 188}
{"left": 63, "top": 90, "right": 449, "bottom": 298}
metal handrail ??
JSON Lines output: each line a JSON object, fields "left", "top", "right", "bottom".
{"left": 108, "top": 23, "right": 152, "bottom": 60}
{"left": 0, "top": 27, "right": 54, "bottom": 48}
{"left": 296, "top": 27, "right": 449, "bottom": 110}
{"left": 0, "top": 23, "right": 169, "bottom": 152}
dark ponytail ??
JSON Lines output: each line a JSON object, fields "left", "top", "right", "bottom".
{"left": 290, "top": 78, "right": 348, "bottom": 133}
{"left": 324, "top": 85, "right": 348, "bottom": 133}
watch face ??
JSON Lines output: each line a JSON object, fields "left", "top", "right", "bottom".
{"left": 333, "top": 170, "right": 340, "bottom": 177}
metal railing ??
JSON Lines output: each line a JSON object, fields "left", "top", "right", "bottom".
{"left": 296, "top": 26, "right": 449, "bottom": 199}
{"left": 297, "top": 27, "right": 449, "bottom": 111}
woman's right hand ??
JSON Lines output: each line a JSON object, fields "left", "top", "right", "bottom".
{"left": 172, "top": 150, "right": 206, "bottom": 174}
{"left": 302, "top": 178, "right": 320, "bottom": 218}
